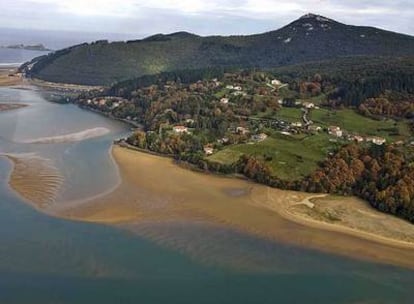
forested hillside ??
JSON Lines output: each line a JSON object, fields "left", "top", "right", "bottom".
{"left": 71, "top": 56, "right": 414, "bottom": 222}
{"left": 23, "top": 14, "right": 414, "bottom": 85}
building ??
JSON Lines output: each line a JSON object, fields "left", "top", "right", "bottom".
{"left": 220, "top": 98, "right": 229, "bottom": 104}
{"left": 172, "top": 126, "right": 189, "bottom": 134}
{"left": 351, "top": 135, "right": 364, "bottom": 143}
{"left": 203, "top": 146, "right": 214, "bottom": 155}
{"left": 251, "top": 133, "right": 268, "bottom": 142}
{"left": 234, "top": 86, "right": 242, "bottom": 91}
{"left": 309, "top": 125, "right": 322, "bottom": 132}
{"left": 232, "top": 91, "right": 246, "bottom": 96}
{"left": 291, "top": 122, "right": 302, "bottom": 128}
{"left": 217, "top": 137, "right": 230, "bottom": 144}
{"left": 302, "top": 102, "right": 315, "bottom": 109}
{"left": 367, "top": 136, "right": 386, "bottom": 145}
{"left": 271, "top": 79, "right": 282, "bottom": 86}
{"left": 225, "top": 85, "right": 234, "bottom": 90}
{"left": 328, "top": 126, "right": 343, "bottom": 137}
{"left": 236, "top": 126, "right": 250, "bottom": 135}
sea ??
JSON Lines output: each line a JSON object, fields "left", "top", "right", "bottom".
{"left": 0, "top": 37, "right": 413, "bottom": 304}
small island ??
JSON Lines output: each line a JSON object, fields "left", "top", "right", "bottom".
{"left": 1, "top": 43, "right": 52, "bottom": 52}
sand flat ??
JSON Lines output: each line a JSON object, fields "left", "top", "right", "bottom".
{"left": 52, "top": 146, "right": 414, "bottom": 269}
{"left": 4, "top": 143, "right": 414, "bottom": 269}
{"left": 0, "top": 103, "right": 28, "bottom": 112}
{"left": 0, "top": 68, "right": 22, "bottom": 86}
{"left": 4, "top": 154, "right": 63, "bottom": 209}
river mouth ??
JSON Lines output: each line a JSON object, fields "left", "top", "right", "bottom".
{"left": 1, "top": 85, "right": 414, "bottom": 303}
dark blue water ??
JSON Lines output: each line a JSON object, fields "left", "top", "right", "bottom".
{"left": 1, "top": 87, "right": 414, "bottom": 303}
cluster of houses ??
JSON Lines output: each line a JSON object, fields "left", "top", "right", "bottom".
{"left": 86, "top": 96, "right": 128, "bottom": 110}
{"left": 172, "top": 125, "right": 189, "bottom": 134}
{"left": 327, "top": 125, "right": 386, "bottom": 145}
{"left": 170, "top": 122, "right": 270, "bottom": 156}
{"left": 225, "top": 84, "right": 247, "bottom": 97}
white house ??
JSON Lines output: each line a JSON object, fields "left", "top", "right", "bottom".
{"left": 173, "top": 126, "right": 189, "bottom": 134}
{"left": 220, "top": 98, "right": 229, "bottom": 104}
{"left": 328, "top": 126, "right": 343, "bottom": 137}
{"left": 367, "top": 136, "right": 386, "bottom": 145}
{"left": 203, "top": 146, "right": 214, "bottom": 155}
{"left": 226, "top": 85, "right": 234, "bottom": 90}
{"left": 271, "top": 79, "right": 282, "bottom": 86}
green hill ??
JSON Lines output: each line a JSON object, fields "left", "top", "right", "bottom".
{"left": 23, "top": 14, "right": 414, "bottom": 86}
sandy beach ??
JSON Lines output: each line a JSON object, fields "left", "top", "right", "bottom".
{"left": 4, "top": 142, "right": 414, "bottom": 269}
{"left": 34, "top": 145, "right": 414, "bottom": 269}
{"left": 0, "top": 68, "right": 22, "bottom": 86}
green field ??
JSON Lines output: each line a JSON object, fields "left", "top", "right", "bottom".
{"left": 275, "top": 107, "right": 410, "bottom": 141}
{"left": 209, "top": 107, "right": 412, "bottom": 181}
{"left": 310, "top": 109, "right": 410, "bottom": 141}
{"left": 275, "top": 107, "right": 303, "bottom": 123}
{"left": 208, "top": 133, "right": 339, "bottom": 181}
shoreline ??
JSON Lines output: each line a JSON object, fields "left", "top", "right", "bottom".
{"left": 3, "top": 124, "right": 414, "bottom": 268}
{"left": 267, "top": 190, "right": 414, "bottom": 250}
{"left": 0, "top": 67, "right": 23, "bottom": 87}
{"left": 50, "top": 145, "right": 414, "bottom": 269}
{"left": 3, "top": 78, "right": 414, "bottom": 268}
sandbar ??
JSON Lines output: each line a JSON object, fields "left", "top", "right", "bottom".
{"left": 52, "top": 145, "right": 414, "bottom": 269}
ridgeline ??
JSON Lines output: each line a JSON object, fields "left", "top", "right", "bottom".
{"left": 22, "top": 13, "right": 414, "bottom": 86}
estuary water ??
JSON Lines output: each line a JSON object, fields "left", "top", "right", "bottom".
{"left": 0, "top": 86, "right": 413, "bottom": 303}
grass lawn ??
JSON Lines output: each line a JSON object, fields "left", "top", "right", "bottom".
{"left": 275, "top": 107, "right": 303, "bottom": 122}
{"left": 208, "top": 133, "right": 339, "bottom": 181}
{"left": 209, "top": 107, "right": 411, "bottom": 181}
{"left": 274, "top": 107, "right": 410, "bottom": 141}
{"left": 310, "top": 109, "right": 410, "bottom": 141}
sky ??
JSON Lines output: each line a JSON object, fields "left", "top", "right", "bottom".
{"left": 1, "top": 0, "right": 413, "bottom": 40}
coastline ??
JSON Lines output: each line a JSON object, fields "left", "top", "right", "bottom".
{"left": 0, "top": 67, "right": 22, "bottom": 86}
{"left": 49, "top": 145, "right": 414, "bottom": 269}
{"left": 3, "top": 76, "right": 414, "bottom": 267}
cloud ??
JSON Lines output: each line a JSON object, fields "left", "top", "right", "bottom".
{"left": 0, "top": 0, "right": 413, "bottom": 36}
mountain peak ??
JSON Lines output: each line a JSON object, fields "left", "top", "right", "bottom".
{"left": 299, "top": 13, "right": 333, "bottom": 23}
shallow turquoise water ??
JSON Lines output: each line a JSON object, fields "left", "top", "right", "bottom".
{"left": 0, "top": 87, "right": 413, "bottom": 303}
